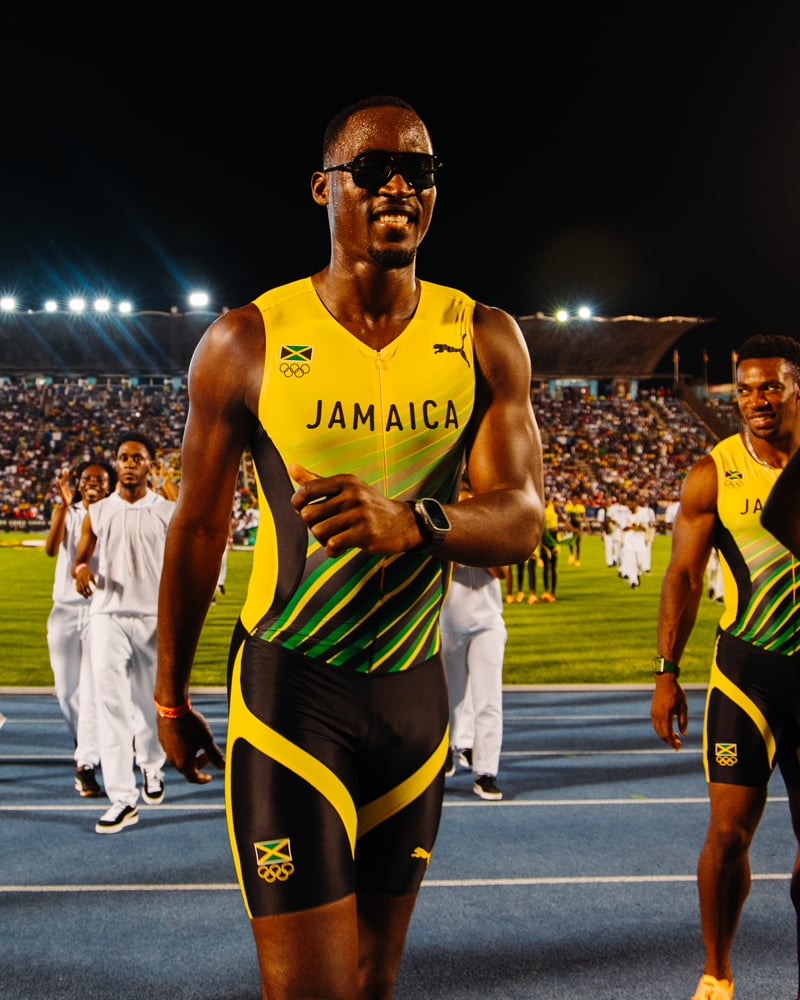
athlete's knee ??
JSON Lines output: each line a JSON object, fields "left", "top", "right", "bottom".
{"left": 705, "top": 814, "right": 757, "bottom": 857}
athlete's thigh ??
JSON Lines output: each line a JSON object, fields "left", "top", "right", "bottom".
{"left": 706, "top": 633, "right": 797, "bottom": 787}
{"left": 353, "top": 655, "right": 448, "bottom": 896}
{"left": 227, "top": 636, "right": 364, "bottom": 918}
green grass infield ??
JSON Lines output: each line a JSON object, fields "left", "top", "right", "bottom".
{"left": 0, "top": 531, "right": 720, "bottom": 688}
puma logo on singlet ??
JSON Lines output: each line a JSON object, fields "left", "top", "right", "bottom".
{"left": 411, "top": 846, "right": 432, "bottom": 865}
{"left": 432, "top": 332, "right": 471, "bottom": 368}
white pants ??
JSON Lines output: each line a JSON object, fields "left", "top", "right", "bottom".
{"left": 603, "top": 532, "right": 615, "bottom": 567}
{"left": 620, "top": 532, "right": 645, "bottom": 585}
{"left": 87, "top": 613, "right": 165, "bottom": 807}
{"left": 441, "top": 609, "right": 506, "bottom": 777}
{"left": 46, "top": 602, "right": 99, "bottom": 766}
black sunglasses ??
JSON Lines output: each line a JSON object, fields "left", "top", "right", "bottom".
{"left": 323, "top": 151, "right": 443, "bottom": 191}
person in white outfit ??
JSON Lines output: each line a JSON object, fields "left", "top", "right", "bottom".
{"left": 706, "top": 546, "right": 724, "bottom": 602}
{"left": 440, "top": 481, "right": 508, "bottom": 801}
{"left": 45, "top": 459, "right": 115, "bottom": 797}
{"left": 73, "top": 432, "right": 175, "bottom": 834}
{"left": 619, "top": 493, "right": 648, "bottom": 588}
{"left": 607, "top": 497, "right": 627, "bottom": 570}
{"left": 637, "top": 493, "right": 657, "bottom": 574}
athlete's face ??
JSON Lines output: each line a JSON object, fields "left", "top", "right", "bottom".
{"left": 78, "top": 465, "right": 111, "bottom": 504}
{"left": 736, "top": 356, "right": 800, "bottom": 443}
{"left": 311, "top": 107, "right": 437, "bottom": 271}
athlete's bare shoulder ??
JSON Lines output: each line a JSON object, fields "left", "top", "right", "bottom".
{"left": 471, "top": 300, "right": 531, "bottom": 384}
{"left": 677, "top": 454, "right": 718, "bottom": 517}
{"left": 189, "top": 302, "right": 265, "bottom": 414}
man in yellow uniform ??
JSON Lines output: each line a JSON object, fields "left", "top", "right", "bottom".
{"left": 154, "top": 95, "right": 544, "bottom": 999}
{"left": 650, "top": 334, "right": 800, "bottom": 1000}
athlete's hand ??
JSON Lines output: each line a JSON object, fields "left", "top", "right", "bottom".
{"left": 157, "top": 709, "right": 225, "bottom": 784}
{"left": 650, "top": 675, "right": 688, "bottom": 751}
{"left": 289, "top": 463, "right": 418, "bottom": 556}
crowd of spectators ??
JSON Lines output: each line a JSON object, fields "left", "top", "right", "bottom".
{"left": 535, "top": 384, "right": 726, "bottom": 526}
{"left": 0, "top": 375, "right": 733, "bottom": 534}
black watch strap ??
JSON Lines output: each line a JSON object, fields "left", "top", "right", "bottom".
{"left": 407, "top": 498, "right": 451, "bottom": 550}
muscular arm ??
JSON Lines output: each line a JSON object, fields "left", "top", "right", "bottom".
{"left": 292, "top": 304, "right": 545, "bottom": 566}
{"left": 155, "top": 304, "right": 262, "bottom": 779}
{"left": 650, "top": 455, "right": 718, "bottom": 749}
{"left": 456, "top": 303, "right": 544, "bottom": 563}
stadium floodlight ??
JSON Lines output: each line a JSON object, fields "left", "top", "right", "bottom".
{"left": 577, "top": 306, "right": 593, "bottom": 319}
{"left": 555, "top": 309, "right": 569, "bottom": 322}
{"left": 0, "top": 296, "right": 16, "bottom": 312}
{"left": 94, "top": 297, "right": 111, "bottom": 313}
{"left": 118, "top": 301, "right": 133, "bottom": 314}
{"left": 44, "top": 300, "right": 58, "bottom": 312}
{"left": 188, "top": 290, "right": 210, "bottom": 309}
{"left": 68, "top": 297, "right": 86, "bottom": 313}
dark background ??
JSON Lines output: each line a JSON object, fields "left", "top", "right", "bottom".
{"left": 4, "top": 9, "right": 800, "bottom": 384}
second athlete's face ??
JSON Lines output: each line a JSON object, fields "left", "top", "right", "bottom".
{"left": 313, "top": 106, "right": 437, "bottom": 271}
{"left": 736, "top": 356, "right": 800, "bottom": 442}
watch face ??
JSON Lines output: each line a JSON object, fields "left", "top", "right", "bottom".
{"left": 420, "top": 499, "right": 450, "bottom": 531}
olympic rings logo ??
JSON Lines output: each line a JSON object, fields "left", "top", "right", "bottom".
{"left": 280, "top": 362, "right": 310, "bottom": 378}
{"left": 715, "top": 756, "right": 737, "bottom": 766}
{"left": 257, "top": 862, "right": 295, "bottom": 882}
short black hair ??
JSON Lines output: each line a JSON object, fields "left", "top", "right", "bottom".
{"left": 322, "top": 95, "right": 422, "bottom": 163}
{"left": 737, "top": 334, "right": 800, "bottom": 382}
{"left": 113, "top": 431, "right": 157, "bottom": 460}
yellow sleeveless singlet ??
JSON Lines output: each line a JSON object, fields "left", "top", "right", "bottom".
{"left": 711, "top": 433, "right": 800, "bottom": 654}
{"left": 239, "top": 276, "right": 476, "bottom": 673}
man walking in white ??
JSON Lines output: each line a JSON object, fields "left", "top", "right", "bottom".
{"left": 45, "top": 460, "right": 115, "bottom": 797}
{"left": 440, "top": 481, "right": 508, "bottom": 800}
{"left": 73, "top": 432, "right": 175, "bottom": 833}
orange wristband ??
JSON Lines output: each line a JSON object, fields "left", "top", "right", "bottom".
{"left": 154, "top": 698, "right": 192, "bottom": 719}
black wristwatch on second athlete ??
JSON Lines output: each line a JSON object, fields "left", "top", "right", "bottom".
{"left": 409, "top": 498, "right": 452, "bottom": 549}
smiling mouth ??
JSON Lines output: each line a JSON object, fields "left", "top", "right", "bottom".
{"left": 373, "top": 208, "right": 415, "bottom": 230}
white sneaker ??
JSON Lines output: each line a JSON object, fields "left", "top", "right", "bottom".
{"left": 95, "top": 801, "right": 139, "bottom": 834}
{"left": 141, "top": 768, "right": 165, "bottom": 805}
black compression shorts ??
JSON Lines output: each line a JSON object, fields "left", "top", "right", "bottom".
{"left": 704, "top": 629, "right": 800, "bottom": 789}
{"left": 225, "top": 620, "right": 449, "bottom": 919}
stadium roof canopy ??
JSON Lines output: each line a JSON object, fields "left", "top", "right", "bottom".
{"left": 518, "top": 313, "right": 712, "bottom": 380}
{"left": 0, "top": 309, "right": 711, "bottom": 379}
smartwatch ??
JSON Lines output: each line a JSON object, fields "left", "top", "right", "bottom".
{"left": 652, "top": 655, "right": 680, "bottom": 678}
{"left": 409, "top": 498, "right": 452, "bottom": 549}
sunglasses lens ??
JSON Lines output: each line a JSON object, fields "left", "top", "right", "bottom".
{"left": 350, "top": 152, "right": 394, "bottom": 189}
{"left": 402, "top": 154, "right": 438, "bottom": 189}
{"left": 350, "top": 152, "right": 440, "bottom": 190}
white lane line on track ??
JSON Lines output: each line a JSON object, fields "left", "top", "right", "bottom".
{"left": 0, "top": 796, "right": 790, "bottom": 811}
{"left": 0, "top": 873, "right": 789, "bottom": 893}
{"left": 0, "top": 748, "right": 700, "bottom": 763}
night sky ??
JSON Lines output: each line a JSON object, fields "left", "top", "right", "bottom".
{"left": 4, "top": 9, "right": 800, "bottom": 384}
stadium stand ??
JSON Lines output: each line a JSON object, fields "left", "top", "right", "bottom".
{"left": 0, "top": 309, "right": 738, "bottom": 531}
